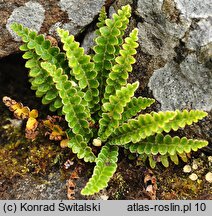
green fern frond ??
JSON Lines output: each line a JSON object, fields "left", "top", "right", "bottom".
{"left": 67, "top": 132, "right": 96, "bottom": 163}
{"left": 96, "top": 7, "right": 107, "bottom": 36}
{"left": 57, "top": 29, "right": 99, "bottom": 112}
{"left": 10, "top": 23, "right": 71, "bottom": 112}
{"left": 41, "top": 62, "right": 93, "bottom": 141}
{"left": 120, "top": 97, "right": 155, "bottom": 123}
{"left": 93, "top": 4, "right": 131, "bottom": 101}
{"left": 24, "top": 50, "right": 62, "bottom": 111}
{"left": 109, "top": 111, "right": 176, "bottom": 145}
{"left": 103, "top": 28, "right": 139, "bottom": 104}
{"left": 98, "top": 82, "right": 139, "bottom": 141}
{"left": 127, "top": 134, "right": 208, "bottom": 168}
{"left": 128, "top": 133, "right": 208, "bottom": 156}
{"left": 158, "top": 109, "right": 208, "bottom": 133}
{"left": 10, "top": 23, "right": 69, "bottom": 72}
{"left": 81, "top": 144, "right": 118, "bottom": 195}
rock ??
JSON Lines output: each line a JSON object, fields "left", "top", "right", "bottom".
{"left": 148, "top": 54, "right": 212, "bottom": 111}
{"left": 137, "top": 0, "right": 190, "bottom": 62}
{"left": 136, "top": 0, "right": 212, "bottom": 111}
{"left": 183, "top": 165, "right": 192, "bottom": 173}
{"left": 208, "top": 156, "right": 212, "bottom": 163}
{"left": 6, "top": 1, "right": 45, "bottom": 42}
{"left": 1, "top": 172, "right": 67, "bottom": 199}
{"left": 81, "top": 29, "right": 97, "bottom": 54}
{"left": 0, "top": 0, "right": 105, "bottom": 58}
{"left": 58, "top": 0, "right": 105, "bottom": 35}
{"left": 174, "top": 0, "right": 212, "bottom": 19}
{"left": 184, "top": 17, "right": 212, "bottom": 51}
{"left": 205, "top": 172, "right": 212, "bottom": 183}
{"left": 189, "top": 173, "right": 198, "bottom": 181}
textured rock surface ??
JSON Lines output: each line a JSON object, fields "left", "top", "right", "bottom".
{"left": 6, "top": 1, "right": 45, "bottom": 41}
{"left": 148, "top": 54, "right": 212, "bottom": 111}
{"left": 136, "top": 0, "right": 212, "bottom": 111}
{"left": 137, "top": 0, "right": 189, "bottom": 61}
{"left": 175, "top": 0, "right": 212, "bottom": 19}
{"left": 0, "top": 0, "right": 105, "bottom": 57}
{"left": 58, "top": 0, "right": 105, "bottom": 35}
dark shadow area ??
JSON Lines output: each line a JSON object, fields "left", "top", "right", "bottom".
{"left": 0, "top": 53, "right": 49, "bottom": 115}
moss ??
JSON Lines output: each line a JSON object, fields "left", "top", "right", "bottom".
{"left": 0, "top": 108, "right": 69, "bottom": 179}
{"left": 157, "top": 153, "right": 212, "bottom": 199}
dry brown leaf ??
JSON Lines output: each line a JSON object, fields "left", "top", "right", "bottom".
{"left": 144, "top": 169, "right": 157, "bottom": 200}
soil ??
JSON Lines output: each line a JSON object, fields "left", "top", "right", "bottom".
{"left": 0, "top": 54, "right": 211, "bottom": 200}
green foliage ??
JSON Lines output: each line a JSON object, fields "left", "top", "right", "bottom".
{"left": 10, "top": 4, "right": 208, "bottom": 196}
{"left": 57, "top": 29, "right": 99, "bottom": 112}
{"left": 99, "top": 82, "right": 139, "bottom": 141}
{"left": 10, "top": 23, "right": 70, "bottom": 113}
{"left": 81, "top": 144, "right": 118, "bottom": 195}
{"left": 93, "top": 5, "right": 131, "bottom": 101}
{"left": 103, "top": 28, "right": 139, "bottom": 104}
{"left": 125, "top": 134, "right": 208, "bottom": 168}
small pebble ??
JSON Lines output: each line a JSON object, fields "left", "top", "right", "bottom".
{"left": 93, "top": 138, "right": 102, "bottom": 147}
{"left": 205, "top": 172, "right": 212, "bottom": 183}
{"left": 183, "top": 165, "right": 192, "bottom": 173}
{"left": 189, "top": 173, "right": 198, "bottom": 181}
{"left": 192, "top": 163, "right": 198, "bottom": 170}
{"left": 208, "top": 156, "right": 212, "bottom": 163}
{"left": 100, "top": 195, "right": 109, "bottom": 200}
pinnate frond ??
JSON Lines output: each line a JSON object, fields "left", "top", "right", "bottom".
{"left": 109, "top": 111, "right": 176, "bottom": 145}
{"left": 98, "top": 82, "right": 139, "bottom": 141}
{"left": 96, "top": 7, "right": 107, "bottom": 36}
{"left": 103, "top": 28, "right": 139, "bottom": 104}
{"left": 41, "top": 62, "right": 93, "bottom": 141}
{"left": 81, "top": 144, "right": 118, "bottom": 195}
{"left": 57, "top": 28, "right": 99, "bottom": 112}
{"left": 67, "top": 132, "right": 96, "bottom": 163}
{"left": 127, "top": 133, "right": 208, "bottom": 168}
{"left": 120, "top": 97, "right": 155, "bottom": 123}
{"left": 93, "top": 5, "right": 131, "bottom": 101}
{"left": 9, "top": 5, "right": 209, "bottom": 197}
{"left": 158, "top": 109, "right": 208, "bottom": 133}
{"left": 10, "top": 23, "right": 71, "bottom": 112}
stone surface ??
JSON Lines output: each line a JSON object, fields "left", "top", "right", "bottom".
{"left": 0, "top": 0, "right": 105, "bottom": 57}
{"left": 81, "top": 29, "right": 97, "bottom": 54}
{"left": 0, "top": 172, "right": 67, "bottom": 199}
{"left": 148, "top": 54, "right": 212, "bottom": 111}
{"left": 137, "top": 0, "right": 190, "bottom": 62}
{"left": 184, "top": 17, "right": 212, "bottom": 51}
{"left": 50, "top": 0, "right": 105, "bottom": 36}
{"left": 58, "top": 0, "right": 105, "bottom": 35}
{"left": 175, "top": 0, "right": 212, "bottom": 19}
{"left": 136, "top": 0, "right": 212, "bottom": 111}
{"left": 6, "top": 1, "right": 45, "bottom": 41}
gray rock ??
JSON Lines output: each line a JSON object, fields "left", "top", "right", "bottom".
{"left": 136, "top": 0, "right": 212, "bottom": 111}
{"left": 58, "top": 0, "right": 105, "bottom": 35}
{"left": 0, "top": 0, "right": 105, "bottom": 57}
{"left": 137, "top": 0, "right": 190, "bottom": 61}
{"left": 81, "top": 30, "right": 97, "bottom": 54}
{"left": 148, "top": 54, "right": 212, "bottom": 111}
{"left": 6, "top": 1, "right": 45, "bottom": 41}
{"left": 175, "top": 0, "right": 212, "bottom": 19}
{"left": 184, "top": 17, "right": 212, "bottom": 50}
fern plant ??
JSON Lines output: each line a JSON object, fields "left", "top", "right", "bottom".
{"left": 10, "top": 5, "right": 208, "bottom": 196}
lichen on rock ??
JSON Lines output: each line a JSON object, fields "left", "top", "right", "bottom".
{"left": 174, "top": 0, "right": 212, "bottom": 19}
{"left": 6, "top": 1, "right": 45, "bottom": 41}
{"left": 148, "top": 54, "right": 212, "bottom": 111}
{"left": 135, "top": 0, "right": 212, "bottom": 111}
{"left": 57, "top": 0, "right": 105, "bottom": 35}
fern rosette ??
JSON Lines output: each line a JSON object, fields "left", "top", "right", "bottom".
{"left": 10, "top": 4, "right": 208, "bottom": 196}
